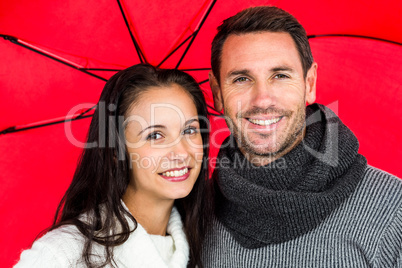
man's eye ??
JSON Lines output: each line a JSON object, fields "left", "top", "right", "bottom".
{"left": 274, "top": 74, "right": 289, "bottom": 79}
{"left": 234, "top": 77, "right": 250, "bottom": 83}
{"left": 183, "top": 127, "right": 198, "bottom": 135}
{"left": 146, "top": 132, "right": 163, "bottom": 140}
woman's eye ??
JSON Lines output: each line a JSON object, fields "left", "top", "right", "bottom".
{"left": 146, "top": 132, "right": 163, "bottom": 140}
{"left": 234, "top": 77, "right": 250, "bottom": 83}
{"left": 183, "top": 127, "right": 198, "bottom": 135}
{"left": 274, "top": 74, "right": 289, "bottom": 79}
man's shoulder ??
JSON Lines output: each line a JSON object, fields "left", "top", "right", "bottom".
{"left": 349, "top": 165, "right": 402, "bottom": 216}
{"left": 359, "top": 166, "right": 402, "bottom": 266}
{"left": 361, "top": 165, "right": 402, "bottom": 191}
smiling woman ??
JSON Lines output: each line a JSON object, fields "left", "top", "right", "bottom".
{"left": 14, "top": 64, "right": 212, "bottom": 268}
{"left": 122, "top": 84, "right": 205, "bottom": 230}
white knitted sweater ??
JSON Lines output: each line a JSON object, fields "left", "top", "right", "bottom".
{"left": 14, "top": 206, "right": 189, "bottom": 268}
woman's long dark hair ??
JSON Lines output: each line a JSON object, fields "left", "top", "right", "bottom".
{"left": 49, "top": 64, "right": 212, "bottom": 267}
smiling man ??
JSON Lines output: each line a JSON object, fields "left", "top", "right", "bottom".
{"left": 213, "top": 31, "right": 316, "bottom": 166}
{"left": 202, "top": 6, "right": 402, "bottom": 267}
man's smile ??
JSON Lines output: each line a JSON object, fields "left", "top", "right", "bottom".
{"left": 247, "top": 116, "right": 282, "bottom": 126}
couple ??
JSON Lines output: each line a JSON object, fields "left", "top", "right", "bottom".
{"left": 15, "top": 6, "right": 402, "bottom": 268}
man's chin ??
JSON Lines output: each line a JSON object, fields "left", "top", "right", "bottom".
{"left": 242, "top": 142, "right": 281, "bottom": 157}
{"left": 234, "top": 133, "right": 286, "bottom": 156}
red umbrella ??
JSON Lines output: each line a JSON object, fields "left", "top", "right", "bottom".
{"left": 1, "top": 0, "right": 401, "bottom": 266}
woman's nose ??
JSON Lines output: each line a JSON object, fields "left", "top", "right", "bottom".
{"left": 168, "top": 139, "right": 189, "bottom": 161}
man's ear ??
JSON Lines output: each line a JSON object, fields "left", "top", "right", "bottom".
{"left": 305, "top": 62, "right": 318, "bottom": 105}
{"left": 209, "top": 71, "right": 223, "bottom": 112}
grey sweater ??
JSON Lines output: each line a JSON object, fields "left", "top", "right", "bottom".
{"left": 202, "top": 166, "right": 402, "bottom": 267}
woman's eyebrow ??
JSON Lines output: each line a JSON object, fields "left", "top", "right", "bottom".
{"left": 137, "top": 119, "right": 198, "bottom": 135}
{"left": 185, "top": 119, "right": 199, "bottom": 125}
{"left": 138, "top": 124, "right": 166, "bottom": 135}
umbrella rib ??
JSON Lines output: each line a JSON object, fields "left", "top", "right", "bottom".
{"left": 77, "top": 105, "right": 97, "bottom": 118}
{"left": 0, "top": 104, "right": 98, "bottom": 135}
{"left": 0, "top": 114, "right": 94, "bottom": 135}
{"left": 81, "top": 68, "right": 123, "bottom": 71}
{"left": 157, "top": 32, "right": 196, "bottom": 68}
{"left": 1, "top": 35, "right": 108, "bottom": 82}
{"left": 175, "top": 0, "right": 217, "bottom": 69}
{"left": 158, "top": 0, "right": 212, "bottom": 68}
{"left": 116, "top": 0, "right": 147, "bottom": 63}
{"left": 198, "top": 79, "right": 209, "bottom": 85}
{"left": 180, "top": 68, "right": 211, "bottom": 71}
{"left": 308, "top": 34, "right": 402, "bottom": 46}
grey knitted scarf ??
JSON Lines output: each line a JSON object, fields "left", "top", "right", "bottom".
{"left": 214, "top": 104, "right": 367, "bottom": 248}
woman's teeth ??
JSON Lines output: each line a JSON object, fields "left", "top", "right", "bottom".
{"left": 248, "top": 117, "right": 281, "bottom": 126}
{"left": 162, "top": 167, "right": 189, "bottom": 177}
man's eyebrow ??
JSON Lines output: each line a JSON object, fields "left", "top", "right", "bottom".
{"left": 227, "top": 69, "right": 250, "bottom": 77}
{"left": 227, "top": 66, "right": 295, "bottom": 78}
{"left": 271, "top": 66, "right": 295, "bottom": 73}
{"left": 138, "top": 124, "right": 166, "bottom": 135}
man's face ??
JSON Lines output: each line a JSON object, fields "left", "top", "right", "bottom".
{"left": 210, "top": 32, "right": 317, "bottom": 165}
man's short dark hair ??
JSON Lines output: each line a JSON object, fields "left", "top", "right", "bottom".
{"left": 211, "top": 6, "right": 314, "bottom": 83}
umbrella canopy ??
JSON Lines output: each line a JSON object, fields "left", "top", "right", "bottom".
{"left": 1, "top": 0, "right": 401, "bottom": 266}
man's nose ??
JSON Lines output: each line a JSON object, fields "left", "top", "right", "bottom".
{"left": 250, "top": 81, "right": 277, "bottom": 108}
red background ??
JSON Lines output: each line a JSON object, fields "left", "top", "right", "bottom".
{"left": 1, "top": 0, "right": 401, "bottom": 266}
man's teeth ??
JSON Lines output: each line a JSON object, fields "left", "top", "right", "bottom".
{"left": 162, "top": 167, "right": 189, "bottom": 177}
{"left": 248, "top": 117, "right": 281, "bottom": 126}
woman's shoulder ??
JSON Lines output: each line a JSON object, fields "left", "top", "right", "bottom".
{"left": 14, "top": 206, "right": 188, "bottom": 267}
{"left": 14, "top": 225, "right": 86, "bottom": 268}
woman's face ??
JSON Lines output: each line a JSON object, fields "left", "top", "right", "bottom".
{"left": 124, "top": 84, "right": 204, "bottom": 202}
